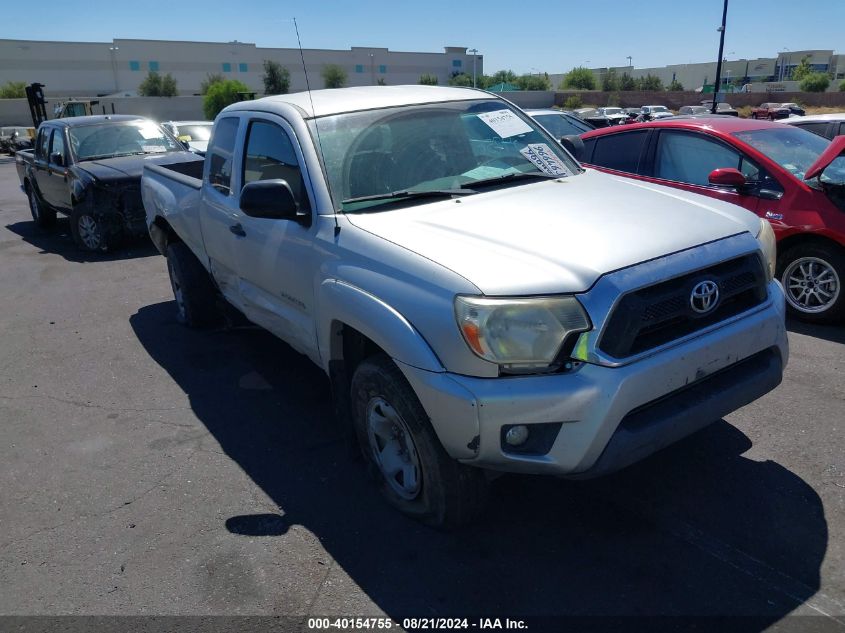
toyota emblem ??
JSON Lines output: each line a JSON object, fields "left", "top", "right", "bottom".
{"left": 690, "top": 280, "right": 720, "bottom": 314}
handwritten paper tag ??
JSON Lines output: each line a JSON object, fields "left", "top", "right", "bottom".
{"left": 519, "top": 143, "right": 572, "bottom": 177}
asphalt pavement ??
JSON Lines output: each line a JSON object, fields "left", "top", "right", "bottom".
{"left": 0, "top": 158, "right": 843, "bottom": 631}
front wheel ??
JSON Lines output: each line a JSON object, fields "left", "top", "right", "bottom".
{"left": 751, "top": 113, "right": 758, "bottom": 119}
{"left": 779, "top": 243, "right": 845, "bottom": 323}
{"left": 26, "top": 184, "right": 56, "bottom": 229}
{"left": 351, "top": 354, "right": 488, "bottom": 529}
{"left": 69, "top": 208, "right": 112, "bottom": 252}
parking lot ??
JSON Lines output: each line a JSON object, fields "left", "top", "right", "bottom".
{"left": 0, "top": 154, "right": 843, "bottom": 629}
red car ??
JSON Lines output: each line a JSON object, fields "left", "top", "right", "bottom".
{"left": 751, "top": 103, "right": 791, "bottom": 121}
{"left": 580, "top": 118, "right": 845, "bottom": 322}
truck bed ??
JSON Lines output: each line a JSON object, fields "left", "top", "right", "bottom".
{"left": 141, "top": 159, "right": 206, "bottom": 258}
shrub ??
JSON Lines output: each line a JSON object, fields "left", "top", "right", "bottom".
{"left": 138, "top": 72, "right": 178, "bottom": 96}
{"left": 619, "top": 73, "right": 637, "bottom": 91}
{"left": 800, "top": 72, "right": 830, "bottom": 93}
{"left": 563, "top": 67, "right": 595, "bottom": 90}
{"left": 840, "top": 80, "right": 845, "bottom": 92}
{"left": 0, "top": 81, "right": 26, "bottom": 99}
{"left": 601, "top": 69, "right": 619, "bottom": 92}
{"left": 448, "top": 73, "right": 473, "bottom": 87}
{"left": 667, "top": 79, "right": 684, "bottom": 91}
{"left": 322, "top": 64, "right": 347, "bottom": 89}
{"left": 517, "top": 74, "right": 551, "bottom": 91}
{"left": 419, "top": 73, "right": 439, "bottom": 85}
{"left": 262, "top": 60, "right": 290, "bottom": 95}
{"left": 492, "top": 70, "right": 517, "bottom": 84}
{"left": 563, "top": 95, "right": 583, "bottom": 109}
{"left": 200, "top": 73, "right": 225, "bottom": 95}
{"left": 638, "top": 74, "right": 663, "bottom": 91}
{"left": 203, "top": 79, "right": 251, "bottom": 119}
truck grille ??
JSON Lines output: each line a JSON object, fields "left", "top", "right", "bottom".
{"left": 598, "top": 254, "right": 767, "bottom": 359}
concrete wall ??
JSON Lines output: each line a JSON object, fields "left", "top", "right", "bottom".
{"left": 0, "top": 38, "right": 483, "bottom": 97}
{"left": 0, "top": 96, "right": 205, "bottom": 126}
{"left": 553, "top": 90, "right": 845, "bottom": 110}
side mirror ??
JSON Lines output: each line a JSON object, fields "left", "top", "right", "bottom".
{"left": 239, "top": 179, "right": 309, "bottom": 225}
{"left": 50, "top": 152, "right": 64, "bottom": 167}
{"left": 560, "top": 135, "right": 585, "bottom": 161}
{"left": 708, "top": 168, "right": 746, "bottom": 188}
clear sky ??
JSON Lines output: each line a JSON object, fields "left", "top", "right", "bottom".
{"left": 3, "top": 0, "right": 842, "bottom": 74}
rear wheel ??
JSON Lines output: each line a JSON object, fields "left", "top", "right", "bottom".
{"left": 350, "top": 354, "right": 489, "bottom": 529}
{"left": 778, "top": 243, "right": 845, "bottom": 323}
{"left": 751, "top": 113, "right": 757, "bottom": 119}
{"left": 26, "top": 184, "right": 56, "bottom": 229}
{"left": 166, "top": 242, "right": 220, "bottom": 327}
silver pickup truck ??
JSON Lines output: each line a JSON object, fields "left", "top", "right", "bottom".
{"left": 142, "top": 86, "right": 788, "bottom": 528}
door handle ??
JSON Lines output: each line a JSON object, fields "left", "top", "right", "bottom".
{"left": 229, "top": 223, "right": 246, "bottom": 237}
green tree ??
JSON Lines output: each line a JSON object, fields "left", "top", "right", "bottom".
{"left": 448, "top": 73, "right": 473, "bottom": 87}
{"left": 637, "top": 74, "right": 663, "bottom": 91}
{"left": 477, "top": 74, "right": 495, "bottom": 89}
{"left": 203, "top": 79, "right": 251, "bottom": 119}
{"left": 667, "top": 79, "right": 684, "bottom": 91}
{"left": 138, "top": 72, "right": 178, "bottom": 96}
{"left": 791, "top": 56, "right": 813, "bottom": 81}
{"left": 200, "top": 73, "right": 225, "bottom": 95}
{"left": 601, "top": 69, "right": 619, "bottom": 92}
{"left": 492, "top": 70, "right": 517, "bottom": 84}
{"left": 800, "top": 72, "right": 830, "bottom": 92}
{"left": 262, "top": 60, "right": 290, "bottom": 95}
{"left": 619, "top": 73, "right": 637, "bottom": 91}
{"left": 377, "top": 78, "right": 386, "bottom": 86}
{"left": 0, "top": 81, "right": 26, "bottom": 98}
{"left": 418, "top": 73, "right": 439, "bottom": 85}
{"left": 562, "top": 95, "right": 583, "bottom": 109}
{"left": 562, "top": 67, "right": 596, "bottom": 90}
{"left": 840, "top": 80, "right": 845, "bottom": 91}
{"left": 322, "top": 64, "right": 347, "bottom": 89}
{"left": 517, "top": 74, "right": 551, "bottom": 90}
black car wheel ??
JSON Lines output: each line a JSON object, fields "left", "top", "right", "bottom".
{"left": 166, "top": 242, "right": 220, "bottom": 327}
{"left": 26, "top": 183, "right": 56, "bottom": 229}
{"left": 69, "top": 208, "right": 111, "bottom": 252}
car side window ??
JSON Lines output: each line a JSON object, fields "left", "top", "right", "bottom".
{"left": 839, "top": 123, "right": 845, "bottom": 137}
{"left": 206, "top": 117, "right": 239, "bottom": 195}
{"left": 655, "top": 131, "right": 744, "bottom": 186}
{"left": 795, "top": 122, "right": 831, "bottom": 139}
{"left": 37, "top": 128, "right": 50, "bottom": 159}
{"left": 50, "top": 130, "right": 65, "bottom": 164}
{"left": 589, "top": 131, "right": 649, "bottom": 174}
{"left": 242, "top": 120, "right": 311, "bottom": 211}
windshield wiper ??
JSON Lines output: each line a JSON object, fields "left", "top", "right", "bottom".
{"left": 468, "top": 171, "right": 562, "bottom": 189}
{"left": 342, "top": 188, "right": 477, "bottom": 205}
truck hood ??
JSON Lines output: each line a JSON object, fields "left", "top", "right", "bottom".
{"left": 76, "top": 151, "right": 201, "bottom": 182}
{"left": 345, "top": 169, "right": 761, "bottom": 295}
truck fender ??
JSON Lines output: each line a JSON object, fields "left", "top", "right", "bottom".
{"left": 317, "top": 279, "right": 443, "bottom": 373}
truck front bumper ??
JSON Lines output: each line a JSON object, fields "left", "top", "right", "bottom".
{"left": 399, "top": 281, "right": 788, "bottom": 477}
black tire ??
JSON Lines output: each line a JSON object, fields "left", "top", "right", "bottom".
{"left": 750, "top": 113, "right": 757, "bottom": 119}
{"left": 25, "top": 183, "right": 56, "bottom": 229}
{"left": 166, "top": 242, "right": 220, "bottom": 327}
{"left": 778, "top": 242, "right": 845, "bottom": 324}
{"left": 350, "top": 354, "right": 489, "bottom": 529}
{"left": 69, "top": 207, "right": 112, "bottom": 252}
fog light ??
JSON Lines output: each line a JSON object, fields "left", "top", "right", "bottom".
{"left": 504, "top": 425, "right": 530, "bottom": 446}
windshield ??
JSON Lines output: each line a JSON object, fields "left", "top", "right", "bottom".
{"left": 175, "top": 124, "right": 212, "bottom": 142}
{"left": 733, "top": 127, "right": 830, "bottom": 182}
{"left": 309, "top": 99, "right": 580, "bottom": 212}
{"left": 651, "top": 106, "right": 669, "bottom": 113}
{"left": 69, "top": 121, "right": 182, "bottom": 161}
{"left": 531, "top": 113, "right": 592, "bottom": 137}
{"left": 602, "top": 108, "right": 623, "bottom": 115}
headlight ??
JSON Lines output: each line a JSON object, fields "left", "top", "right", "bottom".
{"left": 756, "top": 218, "right": 777, "bottom": 282}
{"left": 455, "top": 295, "right": 591, "bottom": 372}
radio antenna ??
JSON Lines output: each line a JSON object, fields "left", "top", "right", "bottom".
{"left": 293, "top": 17, "right": 339, "bottom": 237}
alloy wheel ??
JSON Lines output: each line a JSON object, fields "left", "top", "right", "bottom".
{"left": 783, "top": 256, "right": 840, "bottom": 314}
{"left": 77, "top": 215, "right": 102, "bottom": 250}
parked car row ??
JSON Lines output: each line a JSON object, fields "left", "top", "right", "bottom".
{"left": 13, "top": 85, "right": 796, "bottom": 528}
{"left": 0, "top": 126, "right": 35, "bottom": 155}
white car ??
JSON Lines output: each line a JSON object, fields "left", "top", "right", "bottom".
{"left": 596, "top": 107, "right": 627, "bottom": 125}
{"left": 641, "top": 105, "right": 674, "bottom": 120}
{"left": 781, "top": 113, "right": 845, "bottom": 140}
{"left": 160, "top": 120, "right": 213, "bottom": 154}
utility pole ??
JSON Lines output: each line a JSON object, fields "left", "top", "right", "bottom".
{"left": 109, "top": 45, "right": 120, "bottom": 92}
{"left": 469, "top": 48, "right": 478, "bottom": 88}
{"left": 711, "top": 0, "right": 729, "bottom": 114}
{"left": 626, "top": 55, "right": 632, "bottom": 68}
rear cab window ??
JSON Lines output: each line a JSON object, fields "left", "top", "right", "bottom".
{"left": 206, "top": 117, "right": 240, "bottom": 195}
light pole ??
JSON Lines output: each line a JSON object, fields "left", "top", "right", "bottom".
{"left": 626, "top": 55, "right": 632, "bottom": 68}
{"left": 711, "top": 0, "right": 729, "bottom": 114}
{"left": 469, "top": 48, "right": 478, "bottom": 88}
{"left": 109, "top": 45, "right": 119, "bottom": 92}
{"left": 369, "top": 53, "right": 375, "bottom": 86}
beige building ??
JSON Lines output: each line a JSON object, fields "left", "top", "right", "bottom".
{"left": 0, "top": 38, "right": 483, "bottom": 96}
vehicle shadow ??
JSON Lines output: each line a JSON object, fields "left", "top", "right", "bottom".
{"left": 4, "top": 219, "right": 158, "bottom": 263}
{"left": 786, "top": 317, "right": 845, "bottom": 345}
{"left": 130, "top": 301, "right": 828, "bottom": 626}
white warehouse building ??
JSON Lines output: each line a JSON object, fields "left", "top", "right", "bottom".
{"left": 0, "top": 38, "right": 484, "bottom": 96}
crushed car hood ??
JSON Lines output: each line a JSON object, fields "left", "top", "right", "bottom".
{"left": 76, "top": 151, "right": 201, "bottom": 182}
{"left": 345, "top": 169, "right": 761, "bottom": 295}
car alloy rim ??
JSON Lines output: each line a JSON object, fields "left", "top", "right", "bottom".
{"left": 782, "top": 257, "right": 840, "bottom": 314}
{"left": 78, "top": 215, "right": 101, "bottom": 250}
{"left": 365, "top": 397, "right": 422, "bottom": 500}
{"left": 167, "top": 258, "right": 187, "bottom": 320}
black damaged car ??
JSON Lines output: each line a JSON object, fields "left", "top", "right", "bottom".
{"left": 16, "top": 115, "right": 202, "bottom": 251}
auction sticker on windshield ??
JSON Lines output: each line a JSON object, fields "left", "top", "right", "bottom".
{"left": 520, "top": 143, "right": 572, "bottom": 176}
{"left": 477, "top": 109, "right": 533, "bottom": 138}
